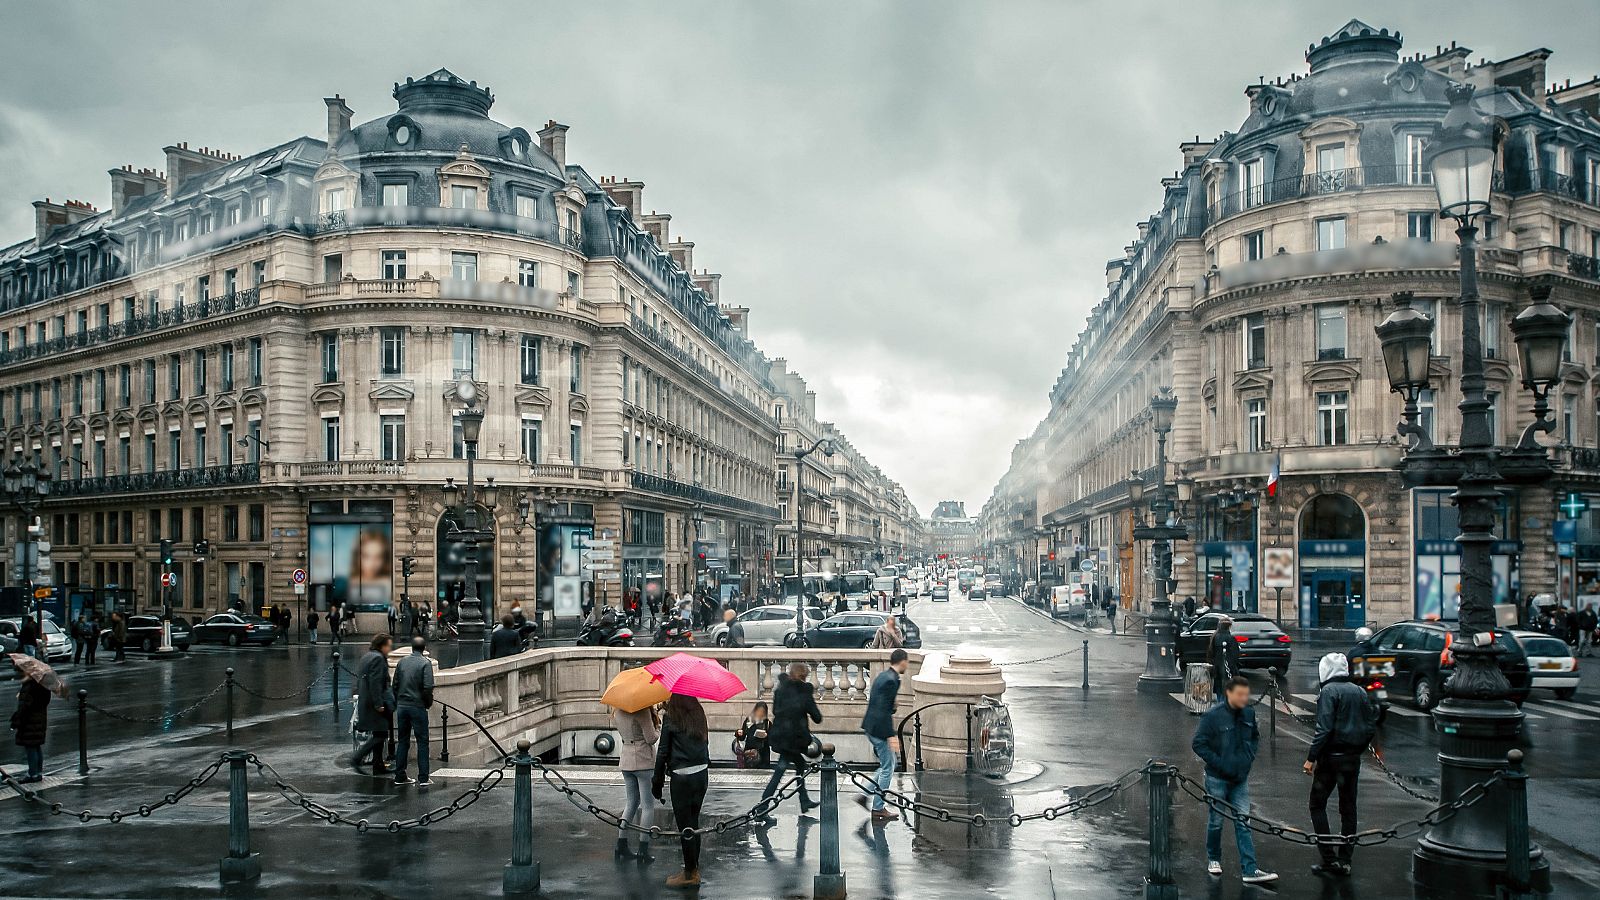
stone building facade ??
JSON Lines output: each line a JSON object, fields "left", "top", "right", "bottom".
{"left": 984, "top": 22, "right": 1600, "bottom": 628}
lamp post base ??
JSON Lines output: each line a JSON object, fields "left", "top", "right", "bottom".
{"left": 1137, "top": 604, "right": 1182, "bottom": 692}
{"left": 454, "top": 624, "right": 486, "bottom": 667}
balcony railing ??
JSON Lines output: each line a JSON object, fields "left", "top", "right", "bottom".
{"left": 1205, "top": 165, "right": 1446, "bottom": 225}
{"left": 1569, "top": 253, "right": 1599, "bottom": 281}
{"left": 1503, "top": 168, "right": 1594, "bottom": 206}
{"left": 0, "top": 288, "right": 261, "bottom": 370}
{"left": 311, "top": 205, "right": 584, "bottom": 251}
{"left": 631, "top": 471, "right": 780, "bottom": 519}
{"left": 52, "top": 463, "right": 260, "bottom": 498}
{"left": 626, "top": 313, "right": 771, "bottom": 423}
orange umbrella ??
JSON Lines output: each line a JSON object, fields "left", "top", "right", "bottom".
{"left": 600, "top": 665, "right": 671, "bottom": 713}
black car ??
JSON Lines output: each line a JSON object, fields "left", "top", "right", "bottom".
{"left": 968, "top": 582, "right": 988, "bottom": 600}
{"left": 1348, "top": 620, "right": 1530, "bottom": 712}
{"left": 191, "top": 613, "right": 280, "bottom": 646}
{"left": 102, "top": 615, "right": 193, "bottom": 652}
{"left": 1175, "top": 613, "right": 1293, "bottom": 674}
{"left": 804, "top": 612, "right": 922, "bottom": 649}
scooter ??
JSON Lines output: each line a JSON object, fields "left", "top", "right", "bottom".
{"left": 653, "top": 615, "right": 695, "bottom": 647}
{"left": 577, "top": 609, "right": 635, "bottom": 647}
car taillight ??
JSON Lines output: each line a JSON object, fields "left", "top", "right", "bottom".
{"left": 1368, "top": 680, "right": 1384, "bottom": 690}
{"left": 245, "top": 624, "right": 256, "bottom": 630}
{"left": 1233, "top": 635, "right": 1249, "bottom": 643}
{"left": 1276, "top": 635, "right": 1291, "bottom": 643}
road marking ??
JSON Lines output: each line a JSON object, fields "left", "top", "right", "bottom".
{"left": 1522, "top": 700, "right": 1600, "bottom": 720}
{"left": 1526, "top": 697, "right": 1600, "bottom": 714}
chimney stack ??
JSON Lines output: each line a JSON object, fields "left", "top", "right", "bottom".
{"left": 32, "top": 198, "right": 97, "bottom": 243}
{"left": 538, "top": 120, "right": 569, "bottom": 171}
{"left": 108, "top": 165, "right": 167, "bottom": 215}
{"left": 325, "top": 95, "right": 353, "bottom": 149}
{"left": 163, "top": 143, "right": 231, "bottom": 199}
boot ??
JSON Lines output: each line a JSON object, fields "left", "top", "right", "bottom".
{"left": 666, "top": 869, "right": 701, "bottom": 888}
{"left": 614, "top": 838, "right": 635, "bottom": 860}
{"left": 635, "top": 841, "right": 654, "bottom": 864}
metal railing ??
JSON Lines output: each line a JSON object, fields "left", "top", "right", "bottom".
{"left": 51, "top": 462, "right": 261, "bottom": 498}
{"left": 630, "top": 470, "right": 781, "bottom": 519}
{"left": 0, "top": 288, "right": 262, "bottom": 370}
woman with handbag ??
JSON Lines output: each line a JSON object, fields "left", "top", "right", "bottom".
{"left": 734, "top": 701, "right": 771, "bottom": 769}
{"left": 614, "top": 703, "right": 661, "bottom": 862}
{"left": 653, "top": 693, "right": 710, "bottom": 889}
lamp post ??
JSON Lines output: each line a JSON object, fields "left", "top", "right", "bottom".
{"left": 1374, "top": 82, "right": 1558, "bottom": 896}
{"left": 5, "top": 460, "right": 52, "bottom": 639}
{"left": 1133, "top": 389, "right": 1186, "bottom": 693}
{"left": 790, "top": 437, "right": 834, "bottom": 646}
{"left": 444, "top": 376, "right": 499, "bottom": 664}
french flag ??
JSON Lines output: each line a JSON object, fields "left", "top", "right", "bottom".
{"left": 1267, "top": 453, "right": 1280, "bottom": 498}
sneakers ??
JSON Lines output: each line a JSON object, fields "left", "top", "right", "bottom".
{"left": 393, "top": 774, "right": 415, "bottom": 786}
{"left": 1242, "top": 870, "right": 1279, "bottom": 884}
{"left": 870, "top": 808, "right": 899, "bottom": 821}
{"left": 415, "top": 778, "right": 434, "bottom": 787}
{"left": 1207, "top": 861, "right": 1222, "bottom": 876}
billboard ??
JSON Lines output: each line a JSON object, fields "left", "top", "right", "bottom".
{"left": 309, "top": 522, "right": 393, "bottom": 613}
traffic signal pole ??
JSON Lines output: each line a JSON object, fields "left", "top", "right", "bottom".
{"left": 157, "top": 540, "right": 175, "bottom": 653}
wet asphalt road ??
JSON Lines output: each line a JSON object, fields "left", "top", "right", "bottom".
{"left": 0, "top": 600, "right": 1597, "bottom": 897}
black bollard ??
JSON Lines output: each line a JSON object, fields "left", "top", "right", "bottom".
{"left": 225, "top": 668, "right": 236, "bottom": 743}
{"left": 1082, "top": 640, "right": 1090, "bottom": 691}
{"left": 331, "top": 650, "right": 341, "bottom": 721}
{"left": 218, "top": 749, "right": 261, "bottom": 882}
{"left": 77, "top": 689, "right": 88, "bottom": 776}
{"left": 1145, "top": 763, "right": 1175, "bottom": 900}
{"left": 1505, "top": 749, "right": 1533, "bottom": 899}
{"left": 503, "top": 739, "right": 539, "bottom": 894}
{"left": 440, "top": 705, "right": 450, "bottom": 764}
{"left": 814, "top": 743, "right": 846, "bottom": 900}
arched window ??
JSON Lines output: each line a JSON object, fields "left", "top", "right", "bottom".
{"left": 1299, "top": 493, "right": 1364, "bottom": 541}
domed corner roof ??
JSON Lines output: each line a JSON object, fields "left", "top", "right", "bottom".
{"left": 337, "top": 68, "right": 563, "bottom": 177}
{"left": 1305, "top": 19, "right": 1403, "bottom": 73}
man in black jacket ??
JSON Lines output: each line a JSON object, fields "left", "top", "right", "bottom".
{"left": 858, "top": 649, "right": 908, "bottom": 820}
{"left": 1304, "top": 652, "right": 1376, "bottom": 877}
{"left": 1206, "top": 617, "right": 1242, "bottom": 701}
{"left": 350, "top": 634, "right": 394, "bottom": 776}
{"left": 1192, "top": 677, "right": 1276, "bottom": 884}
{"left": 762, "top": 664, "right": 821, "bottom": 813}
{"left": 489, "top": 614, "right": 523, "bottom": 659}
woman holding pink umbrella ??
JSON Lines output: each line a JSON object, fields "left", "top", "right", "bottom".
{"left": 652, "top": 693, "right": 710, "bottom": 889}
{"left": 8, "top": 653, "right": 64, "bottom": 783}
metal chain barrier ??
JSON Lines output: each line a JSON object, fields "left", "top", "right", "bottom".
{"left": 248, "top": 753, "right": 510, "bottom": 833}
{"left": 995, "top": 645, "right": 1083, "bottom": 667}
{"left": 1170, "top": 767, "right": 1501, "bottom": 848}
{"left": 0, "top": 755, "right": 227, "bottom": 822}
{"left": 535, "top": 758, "right": 815, "bottom": 839}
{"left": 845, "top": 760, "right": 1152, "bottom": 826}
{"left": 84, "top": 679, "right": 230, "bottom": 726}
{"left": 235, "top": 664, "right": 338, "bottom": 701}
{"left": 1265, "top": 680, "right": 1441, "bottom": 803}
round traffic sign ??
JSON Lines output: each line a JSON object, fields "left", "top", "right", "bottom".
{"left": 1079, "top": 559, "right": 1096, "bottom": 573}
{"left": 161, "top": 571, "right": 179, "bottom": 588}
{"left": 292, "top": 568, "right": 308, "bottom": 585}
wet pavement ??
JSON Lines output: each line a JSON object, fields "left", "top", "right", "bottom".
{"left": 1, "top": 601, "right": 1597, "bottom": 898}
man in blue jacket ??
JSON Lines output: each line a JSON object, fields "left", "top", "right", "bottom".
{"left": 1191, "top": 676, "right": 1277, "bottom": 884}
{"left": 858, "top": 648, "right": 909, "bottom": 821}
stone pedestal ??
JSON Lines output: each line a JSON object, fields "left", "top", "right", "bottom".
{"left": 909, "top": 653, "right": 1007, "bottom": 771}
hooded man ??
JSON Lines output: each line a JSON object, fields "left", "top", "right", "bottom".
{"left": 1304, "top": 652, "right": 1377, "bottom": 878}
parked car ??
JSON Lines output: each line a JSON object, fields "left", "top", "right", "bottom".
{"left": 1174, "top": 613, "right": 1292, "bottom": 674}
{"left": 0, "top": 617, "right": 73, "bottom": 662}
{"left": 1348, "top": 620, "right": 1530, "bottom": 712}
{"left": 191, "top": 613, "right": 280, "bottom": 646}
{"left": 804, "top": 611, "right": 922, "bottom": 649}
{"left": 931, "top": 583, "right": 950, "bottom": 602}
{"left": 1513, "top": 630, "right": 1579, "bottom": 700}
{"left": 968, "top": 581, "right": 988, "bottom": 600}
{"left": 709, "top": 605, "right": 825, "bottom": 647}
{"left": 102, "top": 615, "right": 193, "bottom": 653}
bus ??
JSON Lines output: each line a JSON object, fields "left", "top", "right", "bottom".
{"left": 841, "top": 571, "right": 874, "bottom": 609}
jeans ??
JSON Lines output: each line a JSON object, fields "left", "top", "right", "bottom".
{"left": 1204, "top": 774, "right": 1258, "bottom": 874}
{"left": 23, "top": 745, "right": 42, "bottom": 779}
{"left": 762, "top": 751, "right": 813, "bottom": 806}
{"left": 621, "top": 769, "right": 653, "bottom": 841}
{"left": 394, "top": 706, "right": 429, "bottom": 781}
{"left": 353, "top": 727, "right": 389, "bottom": 770}
{"left": 309, "top": 628, "right": 319, "bottom": 644}
{"left": 1309, "top": 753, "right": 1360, "bottom": 864}
{"left": 1580, "top": 631, "right": 1594, "bottom": 656}
{"left": 865, "top": 736, "right": 894, "bottom": 811}
{"left": 670, "top": 769, "right": 708, "bottom": 872}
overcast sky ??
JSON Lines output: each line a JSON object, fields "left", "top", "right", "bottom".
{"left": 2, "top": 2, "right": 1596, "bottom": 514}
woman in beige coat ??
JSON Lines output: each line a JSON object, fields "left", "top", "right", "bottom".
{"left": 614, "top": 704, "right": 662, "bottom": 861}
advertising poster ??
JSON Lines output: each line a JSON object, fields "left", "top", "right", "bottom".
{"left": 310, "top": 522, "right": 393, "bottom": 612}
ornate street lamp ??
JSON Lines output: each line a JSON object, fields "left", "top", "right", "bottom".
{"left": 4, "top": 459, "right": 52, "bottom": 638}
{"left": 443, "top": 376, "right": 494, "bottom": 661}
{"left": 789, "top": 438, "right": 834, "bottom": 646}
{"left": 1375, "top": 82, "right": 1558, "bottom": 895}
{"left": 1134, "top": 389, "right": 1187, "bottom": 693}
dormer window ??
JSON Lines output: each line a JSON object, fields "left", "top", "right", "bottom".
{"left": 323, "top": 187, "right": 348, "bottom": 213}
{"left": 450, "top": 185, "right": 478, "bottom": 209}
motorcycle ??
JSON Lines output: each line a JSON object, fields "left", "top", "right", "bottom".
{"left": 653, "top": 615, "right": 695, "bottom": 647}
{"left": 577, "top": 609, "right": 635, "bottom": 647}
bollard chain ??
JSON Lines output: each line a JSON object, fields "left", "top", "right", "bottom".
{"left": 84, "top": 679, "right": 230, "bottom": 726}
{"left": 235, "top": 664, "right": 338, "bottom": 701}
{"left": 994, "top": 646, "right": 1083, "bottom": 667}
{"left": 248, "top": 754, "right": 509, "bottom": 832}
{"left": 536, "top": 760, "right": 814, "bottom": 839}
{"left": 1265, "top": 681, "right": 1441, "bottom": 803}
{"left": 843, "top": 760, "right": 1152, "bottom": 826}
{"left": 1169, "top": 768, "right": 1502, "bottom": 848}
{"left": 0, "top": 755, "right": 227, "bottom": 821}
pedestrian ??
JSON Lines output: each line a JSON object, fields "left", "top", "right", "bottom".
{"left": 1206, "top": 616, "right": 1241, "bottom": 702}
{"left": 1192, "top": 676, "right": 1277, "bottom": 885}
{"left": 279, "top": 605, "right": 292, "bottom": 643}
{"left": 328, "top": 606, "right": 343, "bottom": 643}
{"left": 833, "top": 592, "right": 847, "bottom": 616}
{"left": 869, "top": 615, "right": 903, "bottom": 650}
{"left": 391, "top": 636, "right": 434, "bottom": 786}
{"left": 110, "top": 612, "right": 127, "bottom": 663}
{"left": 858, "top": 648, "right": 908, "bottom": 821}
{"left": 1184, "top": 595, "right": 1198, "bottom": 620}
{"left": 18, "top": 618, "right": 38, "bottom": 659}
{"left": 1580, "top": 604, "right": 1599, "bottom": 657}
{"left": 307, "top": 610, "right": 320, "bottom": 645}
{"left": 1305, "top": 652, "right": 1377, "bottom": 878}
{"left": 9, "top": 656, "right": 51, "bottom": 783}
{"left": 489, "top": 614, "right": 522, "bottom": 659}
{"left": 83, "top": 614, "right": 99, "bottom": 666}
{"left": 735, "top": 701, "right": 771, "bottom": 769}
{"left": 1563, "top": 605, "right": 1581, "bottom": 649}
{"left": 653, "top": 693, "right": 710, "bottom": 888}
{"left": 510, "top": 601, "right": 526, "bottom": 629}
{"left": 613, "top": 702, "right": 661, "bottom": 862}
{"left": 762, "top": 662, "right": 820, "bottom": 813}
{"left": 350, "top": 633, "right": 394, "bottom": 776}
{"left": 71, "top": 614, "right": 88, "bottom": 665}
{"left": 1105, "top": 598, "right": 1117, "bottom": 632}
{"left": 722, "top": 608, "right": 746, "bottom": 648}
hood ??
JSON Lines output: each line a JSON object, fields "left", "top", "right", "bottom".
{"left": 1319, "top": 652, "right": 1350, "bottom": 684}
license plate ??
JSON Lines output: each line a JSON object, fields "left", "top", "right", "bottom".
{"left": 1371, "top": 689, "right": 1388, "bottom": 701}
{"left": 1538, "top": 662, "right": 1563, "bottom": 670}
{"left": 1355, "top": 657, "right": 1396, "bottom": 678}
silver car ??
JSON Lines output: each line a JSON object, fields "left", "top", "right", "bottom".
{"left": 0, "top": 617, "right": 73, "bottom": 662}
{"left": 710, "top": 605, "right": 825, "bottom": 647}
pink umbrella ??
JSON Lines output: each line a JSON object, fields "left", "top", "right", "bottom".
{"left": 644, "top": 652, "right": 747, "bottom": 703}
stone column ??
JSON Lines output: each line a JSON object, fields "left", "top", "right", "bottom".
{"left": 907, "top": 652, "right": 1007, "bottom": 771}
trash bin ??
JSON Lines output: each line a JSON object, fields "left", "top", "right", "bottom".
{"left": 1184, "top": 663, "right": 1214, "bottom": 715}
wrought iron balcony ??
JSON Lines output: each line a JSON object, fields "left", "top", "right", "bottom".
{"left": 0, "top": 288, "right": 261, "bottom": 370}
{"left": 1569, "top": 253, "right": 1599, "bottom": 281}
{"left": 630, "top": 470, "right": 780, "bottom": 520}
{"left": 51, "top": 462, "right": 261, "bottom": 498}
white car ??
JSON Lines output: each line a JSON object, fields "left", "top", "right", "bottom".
{"left": 710, "top": 605, "right": 826, "bottom": 647}
{"left": 1514, "top": 631, "right": 1580, "bottom": 700}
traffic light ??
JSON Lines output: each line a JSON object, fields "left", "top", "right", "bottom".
{"left": 160, "top": 539, "right": 174, "bottom": 566}
{"left": 693, "top": 541, "right": 711, "bottom": 564}
{"left": 401, "top": 556, "right": 416, "bottom": 578}
{"left": 193, "top": 540, "right": 210, "bottom": 561}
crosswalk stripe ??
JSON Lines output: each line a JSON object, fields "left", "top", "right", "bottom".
{"left": 1522, "top": 700, "right": 1600, "bottom": 720}
{"left": 1293, "top": 692, "right": 1427, "bottom": 718}
{"left": 1527, "top": 697, "right": 1597, "bottom": 713}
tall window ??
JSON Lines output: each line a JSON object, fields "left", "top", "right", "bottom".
{"left": 1316, "top": 217, "right": 1346, "bottom": 251}
{"left": 381, "top": 183, "right": 409, "bottom": 207}
{"left": 381, "top": 250, "right": 408, "bottom": 280}
{"left": 515, "top": 194, "right": 537, "bottom": 219}
{"left": 451, "top": 329, "right": 478, "bottom": 378}
{"left": 518, "top": 259, "right": 538, "bottom": 288}
{"left": 322, "top": 417, "right": 341, "bottom": 462}
{"left": 168, "top": 354, "right": 181, "bottom": 400}
{"left": 380, "top": 328, "right": 404, "bottom": 376}
{"left": 1483, "top": 303, "right": 1501, "bottom": 359}
{"left": 450, "top": 185, "right": 478, "bottom": 209}
{"left": 380, "top": 415, "right": 405, "bottom": 461}
{"left": 220, "top": 344, "right": 234, "bottom": 391}
{"left": 451, "top": 419, "right": 475, "bottom": 460}
{"left": 520, "top": 335, "right": 541, "bottom": 385}
{"left": 1563, "top": 394, "right": 1577, "bottom": 443}
{"left": 252, "top": 259, "right": 267, "bottom": 286}
{"left": 1407, "top": 212, "right": 1434, "bottom": 241}
{"left": 1246, "top": 398, "right": 1268, "bottom": 452}
{"left": 1316, "top": 304, "right": 1347, "bottom": 360}
{"left": 72, "top": 373, "right": 82, "bottom": 415}
{"left": 570, "top": 423, "right": 583, "bottom": 465}
{"left": 94, "top": 370, "right": 106, "bottom": 412}
{"left": 1243, "top": 314, "right": 1267, "bottom": 368}
{"left": 1316, "top": 391, "right": 1349, "bottom": 445}
{"left": 520, "top": 417, "right": 541, "bottom": 464}
{"left": 1404, "top": 134, "right": 1431, "bottom": 185}
{"left": 1316, "top": 142, "right": 1346, "bottom": 173}
{"left": 570, "top": 344, "right": 586, "bottom": 393}
{"left": 320, "top": 333, "right": 339, "bottom": 382}
{"left": 193, "top": 425, "right": 207, "bottom": 468}
{"left": 219, "top": 423, "right": 233, "bottom": 465}
{"left": 249, "top": 338, "right": 263, "bottom": 386}
{"left": 143, "top": 433, "right": 156, "bottom": 473}
{"left": 1240, "top": 159, "right": 1264, "bottom": 208}
{"left": 1242, "top": 230, "right": 1264, "bottom": 262}
{"left": 1486, "top": 392, "right": 1499, "bottom": 444}
{"left": 168, "top": 429, "right": 181, "bottom": 469}
{"left": 1414, "top": 299, "right": 1442, "bottom": 356}
{"left": 192, "top": 349, "right": 207, "bottom": 395}
{"left": 118, "top": 436, "right": 130, "bottom": 474}
{"left": 567, "top": 271, "right": 580, "bottom": 296}
{"left": 246, "top": 421, "right": 262, "bottom": 464}
{"left": 254, "top": 195, "right": 271, "bottom": 219}
{"left": 118, "top": 364, "right": 131, "bottom": 407}
{"left": 451, "top": 251, "right": 478, "bottom": 281}
{"left": 1418, "top": 389, "right": 1437, "bottom": 442}
{"left": 323, "top": 187, "right": 347, "bottom": 213}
